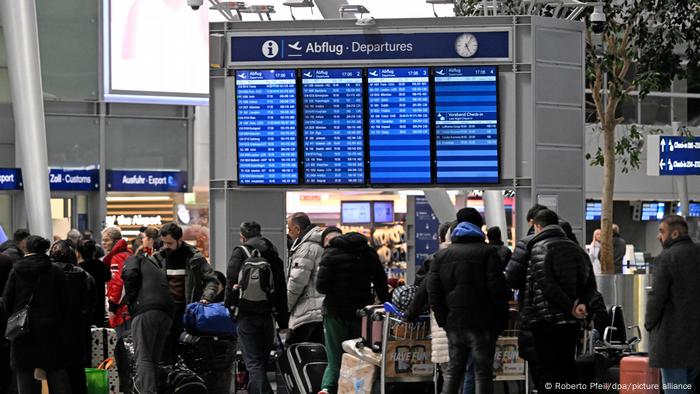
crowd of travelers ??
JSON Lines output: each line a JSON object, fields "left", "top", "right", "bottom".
{"left": 0, "top": 205, "right": 697, "bottom": 394}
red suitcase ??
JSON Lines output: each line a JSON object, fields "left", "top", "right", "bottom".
{"left": 358, "top": 305, "right": 384, "bottom": 353}
{"left": 619, "top": 356, "right": 660, "bottom": 394}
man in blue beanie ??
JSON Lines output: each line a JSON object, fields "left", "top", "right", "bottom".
{"left": 428, "top": 207, "right": 509, "bottom": 394}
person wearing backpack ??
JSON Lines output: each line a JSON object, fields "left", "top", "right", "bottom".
{"left": 122, "top": 254, "right": 175, "bottom": 394}
{"left": 225, "top": 221, "right": 288, "bottom": 394}
{"left": 316, "top": 230, "right": 389, "bottom": 394}
{"left": 505, "top": 209, "right": 596, "bottom": 393}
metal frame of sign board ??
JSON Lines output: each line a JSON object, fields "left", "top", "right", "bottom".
{"left": 233, "top": 65, "right": 501, "bottom": 188}
{"left": 226, "top": 26, "right": 514, "bottom": 68}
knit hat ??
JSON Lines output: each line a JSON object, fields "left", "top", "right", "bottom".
{"left": 456, "top": 207, "right": 484, "bottom": 228}
{"left": 321, "top": 226, "right": 342, "bottom": 242}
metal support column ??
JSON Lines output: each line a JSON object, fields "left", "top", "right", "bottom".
{"left": 484, "top": 190, "right": 508, "bottom": 244}
{"left": 672, "top": 121, "right": 689, "bottom": 217}
{"left": 423, "top": 189, "right": 455, "bottom": 224}
{"left": 1, "top": 0, "right": 53, "bottom": 238}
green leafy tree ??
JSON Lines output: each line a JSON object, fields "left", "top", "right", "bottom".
{"left": 456, "top": 0, "right": 700, "bottom": 273}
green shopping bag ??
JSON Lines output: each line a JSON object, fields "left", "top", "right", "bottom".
{"left": 86, "top": 358, "right": 111, "bottom": 394}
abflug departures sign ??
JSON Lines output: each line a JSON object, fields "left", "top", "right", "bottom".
{"left": 231, "top": 29, "right": 507, "bottom": 187}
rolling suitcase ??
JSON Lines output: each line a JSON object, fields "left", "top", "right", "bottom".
{"left": 358, "top": 305, "right": 384, "bottom": 353}
{"left": 91, "top": 327, "right": 120, "bottom": 394}
{"left": 619, "top": 356, "right": 659, "bottom": 394}
{"left": 277, "top": 342, "right": 327, "bottom": 394}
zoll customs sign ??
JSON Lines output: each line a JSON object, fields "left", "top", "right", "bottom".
{"left": 647, "top": 135, "right": 700, "bottom": 176}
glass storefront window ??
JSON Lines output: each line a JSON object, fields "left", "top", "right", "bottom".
{"left": 640, "top": 96, "right": 671, "bottom": 125}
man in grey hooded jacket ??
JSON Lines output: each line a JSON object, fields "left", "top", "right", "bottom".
{"left": 286, "top": 212, "right": 325, "bottom": 345}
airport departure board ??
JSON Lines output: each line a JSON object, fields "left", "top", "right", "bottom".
{"left": 236, "top": 70, "right": 298, "bottom": 185}
{"left": 302, "top": 69, "right": 365, "bottom": 185}
{"left": 367, "top": 67, "right": 431, "bottom": 184}
{"left": 434, "top": 66, "right": 499, "bottom": 183}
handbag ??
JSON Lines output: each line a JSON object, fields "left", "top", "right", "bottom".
{"left": 5, "top": 277, "right": 40, "bottom": 341}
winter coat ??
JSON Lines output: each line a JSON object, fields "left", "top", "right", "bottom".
{"left": 645, "top": 236, "right": 700, "bottom": 368}
{"left": 0, "top": 240, "right": 22, "bottom": 263}
{"left": 80, "top": 258, "right": 112, "bottom": 327}
{"left": 613, "top": 234, "right": 627, "bottom": 273}
{"left": 492, "top": 243, "right": 512, "bottom": 271}
{"left": 225, "top": 236, "right": 289, "bottom": 329}
{"left": 105, "top": 239, "right": 132, "bottom": 327}
{"left": 287, "top": 226, "right": 325, "bottom": 330}
{"left": 428, "top": 222, "right": 510, "bottom": 332}
{"left": 123, "top": 255, "right": 175, "bottom": 319}
{"left": 53, "top": 260, "right": 94, "bottom": 367}
{"left": 505, "top": 225, "right": 596, "bottom": 326}
{"left": 2, "top": 253, "right": 67, "bottom": 369}
{"left": 429, "top": 313, "right": 449, "bottom": 364}
{"left": 317, "top": 232, "right": 390, "bottom": 320}
{"left": 151, "top": 243, "right": 219, "bottom": 304}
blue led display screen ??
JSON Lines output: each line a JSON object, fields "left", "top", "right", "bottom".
{"left": 302, "top": 69, "right": 364, "bottom": 184}
{"left": 367, "top": 67, "right": 431, "bottom": 184}
{"left": 641, "top": 202, "right": 665, "bottom": 221}
{"left": 236, "top": 70, "right": 298, "bottom": 185}
{"left": 434, "top": 66, "right": 498, "bottom": 183}
{"left": 586, "top": 201, "right": 602, "bottom": 221}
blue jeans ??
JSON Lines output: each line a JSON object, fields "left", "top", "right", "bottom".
{"left": 462, "top": 357, "right": 475, "bottom": 394}
{"left": 661, "top": 368, "right": 699, "bottom": 394}
{"left": 237, "top": 313, "right": 275, "bottom": 394}
{"left": 444, "top": 329, "right": 497, "bottom": 394}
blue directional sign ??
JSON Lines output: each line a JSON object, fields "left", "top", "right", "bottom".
{"left": 230, "top": 31, "right": 511, "bottom": 64}
{"left": 647, "top": 135, "right": 700, "bottom": 176}
{"left": 0, "top": 168, "right": 22, "bottom": 190}
{"left": 414, "top": 196, "right": 440, "bottom": 271}
{"left": 106, "top": 170, "right": 188, "bottom": 192}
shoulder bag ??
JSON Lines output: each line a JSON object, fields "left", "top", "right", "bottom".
{"left": 5, "top": 276, "right": 41, "bottom": 341}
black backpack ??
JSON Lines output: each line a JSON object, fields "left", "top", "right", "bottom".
{"left": 236, "top": 245, "right": 275, "bottom": 313}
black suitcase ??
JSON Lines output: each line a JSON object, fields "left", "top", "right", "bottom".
{"left": 277, "top": 342, "right": 327, "bottom": 394}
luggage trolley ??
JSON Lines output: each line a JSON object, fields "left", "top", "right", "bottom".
{"left": 493, "top": 306, "right": 528, "bottom": 393}
{"left": 379, "top": 303, "right": 436, "bottom": 394}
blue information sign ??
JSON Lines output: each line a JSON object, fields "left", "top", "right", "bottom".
{"left": 106, "top": 170, "right": 188, "bottom": 192}
{"left": 49, "top": 169, "right": 99, "bottom": 191}
{"left": 0, "top": 168, "right": 22, "bottom": 190}
{"left": 302, "top": 68, "right": 365, "bottom": 185}
{"left": 434, "top": 66, "right": 499, "bottom": 183}
{"left": 658, "top": 136, "right": 700, "bottom": 176}
{"left": 230, "top": 31, "right": 510, "bottom": 63}
{"left": 368, "top": 67, "right": 431, "bottom": 184}
{"left": 236, "top": 70, "right": 299, "bottom": 185}
{"left": 414, "top": 196, "right": 440, "bottom": 270}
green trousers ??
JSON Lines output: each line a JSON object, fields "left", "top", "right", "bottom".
{"left": 321, "top": 315, "right": 362, "bottom": 393}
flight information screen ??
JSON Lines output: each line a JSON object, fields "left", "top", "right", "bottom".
{"left": 434, "top": 66, "right": 499, "bottom": 183}
{"left": 367, "top": 67, "right": 431, "bottom": 184}
{"left": 302, "top": 69, "right": 365, "bottom": 185}
{"left": 236, "top": 69, "right": 298, "bottom": 185}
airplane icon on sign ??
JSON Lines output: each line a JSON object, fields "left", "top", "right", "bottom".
{"left": 369, "top": 71, "right": 378, "bottom": 77}
{"left": 303, "top": 72, "right": 312, "bottom": 78}
{"left": 238, "top": 73, "right": 246, "bottom": 79}
{"left": 436, "top": 70, "right": 445, "bottom": 75}
{"left": 288, "top": 41, "right": 302, "bottom": 50}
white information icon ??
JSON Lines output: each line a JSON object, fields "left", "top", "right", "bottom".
{"left": 262, "top": 40, "right": 280, "bottom": 58}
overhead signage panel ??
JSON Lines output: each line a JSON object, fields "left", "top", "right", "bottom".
{"left": 0, "top": 168, "right": 22, "bottom": 190}
{"left": 236, "top": 70, "right": 299, "bottom": 185}
{"left": 434, "top": 66, "right": 499, "bottom": 184}
{"left": 647, "top": 135, "right": 700, "bottom": 176}
{"left": 302, "top": 68, "right": 365, "bottom": 185}
{"left": 49, "top": 169, "right": 100, "bottom": 191}
{"left": 106, "top": 170, "right": 188, "bottom": 192}
{"left": 229, "top": 31, "right": 510, "bottom": 65}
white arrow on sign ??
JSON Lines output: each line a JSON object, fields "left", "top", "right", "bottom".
{"left": 660, "top": 159, "right": 666, "bottom": 170}
{"left": 661, "top": 139, "right": 666, "bottom": 152}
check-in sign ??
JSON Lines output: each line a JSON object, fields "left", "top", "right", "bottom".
{"left": 647, "top": 135, "right": 700, "bottom": 176}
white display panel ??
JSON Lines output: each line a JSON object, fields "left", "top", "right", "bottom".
{"left": 105, "top": 0, "right": 209, "bottom": 104}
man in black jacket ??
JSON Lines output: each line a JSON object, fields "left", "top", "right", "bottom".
{"left": 486, "top": 226, "right": 511, "bottom": 271}
{"left": 225, "top": 221, "right": 288, "bottom": 394}
{"left": 428, "top": 208, "right": 509, "bottom": 394}
{"left": 316, "top": 231, "right": 389, "bottom": 394}
{"left": 612, "top": 224, "right": 627, "bottom": 273}
{"left": 123, "top": 254, "right": 175, "bottom": 394}
{"left": 0, "top": 228, "right": 29, "bottom": 263}
{"left": 505, "top": 209, "right": 595, "bottom": 392}
{"left": 645, "top": 215, "right": 700, "bottom": 390}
